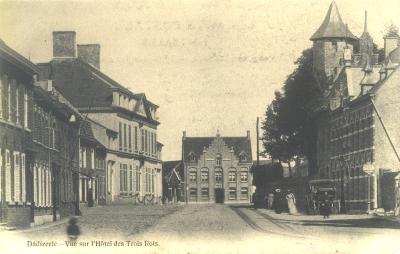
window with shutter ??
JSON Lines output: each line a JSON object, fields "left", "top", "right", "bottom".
{"left": 5, "top": 150, "right": 11, "bottom": 202}
{"left": 0, "top": 148, "right": 2, "bottom": 202}
{"left": 21, "top": 153, "right": 26, "bottom": 202}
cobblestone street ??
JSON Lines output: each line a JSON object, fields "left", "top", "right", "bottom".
{"left": 2, "top": 204, "right": 400, "bottom": 254}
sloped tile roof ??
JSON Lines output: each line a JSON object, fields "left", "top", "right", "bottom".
{"left": 0, "top": 39, "right": 40, "bottom": 74}
{"left": 310, "top": 1, "right": 357, "bottom": 41}
{"left": 183, "top": 136, "right": 252, "bottom": 163}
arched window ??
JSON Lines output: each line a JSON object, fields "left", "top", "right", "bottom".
{"left": 216, "top": 154, "right": 222, "bottom": 166}
{"left": 215, "top": 171, "right": 222, "bottom": 182}
{"left": 189, "top": 171, "right": 197, "bottom": 182}
{"left": 187, "top": 152, "right": 196, "bottom": 162}
{"left": 239, "top": 152, "right": 247, "bottom": 162}
{"left": 228, "top": 171, "right": 236, "bottom": 182}
{"left": 201, "top": 168, "right": 209, "bottom": 182}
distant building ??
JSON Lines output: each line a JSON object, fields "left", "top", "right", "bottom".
{"left": 312, "top": 2, "right": 400, "bottom": 213}
{"left": 182, "top": 131, "right": 253, "bottom": 204}
{"left": 162, "top": 160, "right": 184, "bottom": 203}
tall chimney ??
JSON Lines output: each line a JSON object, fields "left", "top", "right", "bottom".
{"left": 384, "top": 36, "right": 399, "bottom": 59}
{"left": 53, "top": 31, "right": 76, "bottom": 58}
{"left": 77, "top": 44, "right": 101, "bottom": 69}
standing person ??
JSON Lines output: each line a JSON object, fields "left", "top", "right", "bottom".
{"left": 286, "top": 190, "right": 298, "bottom": 215}
{"left": 274, "top": 188, "right": 283, "bottom": 214}
{"left": 320, "top": 192, "right": 331, "bottom": 219}
{"left": 66, "top": 217, "right": 81, "bottom": 241}
{"left": 264, "top": 193, "right": 269, "bottom": 208}
{"left": 268, "top": 192, "right": 274, "bottom": 209}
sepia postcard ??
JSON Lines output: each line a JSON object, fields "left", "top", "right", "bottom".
{"left": 0, "top": 0, "right": 400, "bottom": 253}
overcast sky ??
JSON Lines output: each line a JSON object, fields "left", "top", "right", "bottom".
{"left": 1, "top": 0, "right": 399, "bottom": 161}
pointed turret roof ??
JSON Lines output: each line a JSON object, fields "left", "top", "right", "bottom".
{"left": 360, "top": 11, "right": 373, "bottom": 41}
{"left": 310, "top": 1, "right": 357, "bottom": 41}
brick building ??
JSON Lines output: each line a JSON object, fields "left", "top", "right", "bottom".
{"left": 31, "top": 80, "right": 80, "bottom": 225}
{"left": 38, "top": 31, "right": 163, "bottom": 205}
{"left": 182, "top": 131, "right": 253, "bottom": 204}
{"left": 312, "top": 2, "right": 400, "bottom": 213}
{"left": 78, "top": 120, "right": 107, "bottom": 207}
{"left": 0, "top": 39, "right": 81, "bottom": 228}
{"left": 0, "top": 39, "right": 39, "bottom": 228}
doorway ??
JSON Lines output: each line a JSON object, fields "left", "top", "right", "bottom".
{"left": 215, "top": 188, "right": 225, "bottom": 203}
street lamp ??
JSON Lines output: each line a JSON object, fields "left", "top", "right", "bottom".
{"left": 339, "top": 155, "right": 350, "bottom": 214}
{"left": 363, "top": 162, "right": 375, "bottom": 214}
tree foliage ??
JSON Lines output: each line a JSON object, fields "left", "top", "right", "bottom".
{"left": 261, "top": 48, "right": 322, "bottom": 175}
{"left": 384, "top": 23, "right": 400, "bottom": 37}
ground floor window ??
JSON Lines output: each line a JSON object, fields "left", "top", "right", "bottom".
{"left": 2, "top": 150, "right": 26, "bottom": 203}
{"left": 240, "top": 187, "right": 248, "bottom": 199}
{"left": 135, "top": 166, "right": 141, "bottom": 192}
{"left": 189, "top": 188, "right": 197, "bottom": 200}
{"left": 120, "top": 163, "right": 128, "bottom": 194}
{"left": 229, "top": 187, "right": 236, "bottom": 200}
{"left": 33, "top": 161, "right": 51, "bottom": 207}
{"left": 201, "top": 188, "right": 209, "bottom": 200}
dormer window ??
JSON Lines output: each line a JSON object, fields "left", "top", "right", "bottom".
{"left": 239, "top": 152, "right": 247, "bottom": 162}
{"left": 216, "top": 154, "right": 222, "bottom": 166}
{"left": 188, "top": 152, "right": 196, "bottom": 162}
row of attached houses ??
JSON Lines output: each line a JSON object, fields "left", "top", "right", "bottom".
{"left": 0, "top": 31, "right": 163, "bottom": 228}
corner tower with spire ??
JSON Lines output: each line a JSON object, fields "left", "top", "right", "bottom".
{"left": 311, "top": 1, "right": 357, "bottom": 92}
{"left": 359, "top": 11, "right": 374, "bottom": 67}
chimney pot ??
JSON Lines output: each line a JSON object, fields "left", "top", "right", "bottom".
{"left": 53, "top": 31, "right": 76, "bottom": 58}
{"left": 247, "top": 130, "right": 250, "bottom": 139}
{"left": 77, "top": 44, "right": 101, "bottom": 69}
{"left": 384, "top": 36, "right": 400, "bottom": 59}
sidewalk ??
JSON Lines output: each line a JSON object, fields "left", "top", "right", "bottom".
{"left": 257, "top": 208, "right": 374, "bottom": 221}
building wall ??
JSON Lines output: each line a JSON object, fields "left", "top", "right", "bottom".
{"left": 0, "top": 58, "right": 35, "bottom": 228}
{"left": 373, "top": 67, "right": 400, "bottom": 171}
{"left": 32, "top": 93, "right": 79, "bottom": 225}
{"left": 313, "top": 40, "right": 353, "bottom": 89}
{"left": 85, "top": 111, "right": 162, "bottom": 205}
{"left": 326, "top": 100, "right": 375, "bottom": 212}
{"left": 184, "top": 138, "right": 252, "bottom": 204}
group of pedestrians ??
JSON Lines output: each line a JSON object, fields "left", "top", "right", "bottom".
{"left": 263, "top": 189, "right": 333, "bottom": 218}
{"left": 265, "top": 189, "right": 298, "bottom": 215}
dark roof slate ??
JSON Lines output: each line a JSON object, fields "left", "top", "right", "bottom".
{"left": 310, "top": 1, "right": 357, "bottom": 41}
{"left": 183, "top": 136, "right": 252, "bottom": 163}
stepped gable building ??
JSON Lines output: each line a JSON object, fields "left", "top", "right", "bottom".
{"left": 38, "top": 31, "right": 163, "bottom": 205}
{"left": 312, "top": 2, "right": 400, "bottom": 213}
{"left": 182, "top": 131, "right": 253, "bottom": 204}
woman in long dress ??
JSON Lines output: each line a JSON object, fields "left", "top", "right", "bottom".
{"left": 286, "top": 190, "right": 298, "bottom": 215}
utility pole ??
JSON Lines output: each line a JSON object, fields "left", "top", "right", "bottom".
{"left": 256, "top": 117, "right": 260, "bottom": 166}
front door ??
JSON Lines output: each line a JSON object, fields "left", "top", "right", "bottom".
{"left": 215, "top": 188, "right": 225, "bottom": 203}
